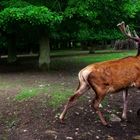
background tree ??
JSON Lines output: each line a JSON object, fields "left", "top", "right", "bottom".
{"left": 0, "top": 0, "right": 62, "bottom": 69}
{"left": 0, "top": 0, "right": 140, "bottom": 69}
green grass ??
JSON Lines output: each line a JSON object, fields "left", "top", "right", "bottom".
{"left": 15, "top": 88, "right": 37, "bottom": 101}
{"left": 51, "top": 50, "right": 89, "bottom": 57}
{"left": 14, "top": 84, "right": 73, "bottom": 108}
{"left": 46, "top": 85, "right": 85, "bottom": 108}
{"left": 15, "top": 87, "right": 44, "bottom": 101}
{"left": 47, "top": 89, "right": 72, "bottom": 108}
{"left": 76, "top": 50, "right": 136, "bottom": 64}
{"left": 43, "top": 84, "right": 73, "bottom": 108}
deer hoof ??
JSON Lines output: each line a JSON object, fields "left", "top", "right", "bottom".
{"left": 121, "top": 118, "right": 127, "bottom": 122}
{"left": 105, "top": 124, "right": 112, "bottom": 128}
{"left": 137, "top": 109, "right": 140, "bottom": 116}
{"left": 59, "top": 118, "right": 66, "bottom": 124}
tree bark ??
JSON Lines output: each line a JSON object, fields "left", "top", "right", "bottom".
{"left": 39, "top": 36, "right": 50, "bottom": 70}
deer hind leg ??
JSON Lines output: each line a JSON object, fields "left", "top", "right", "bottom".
{"left": 91, "top": 91, "right": 108, "bottom": 126}
{"left": 122, "top": 89, "right": 128, "bottom": 120}
{"left": 59, "top": 82, "right": 89, "bottom": 122}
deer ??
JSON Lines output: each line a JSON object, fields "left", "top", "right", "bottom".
{"left": 59, "top": 21, "right": 140, "bottom": 127}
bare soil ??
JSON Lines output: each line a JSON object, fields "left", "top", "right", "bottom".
{"left": 0, "top": 57, "right": 140, "bottom": 140}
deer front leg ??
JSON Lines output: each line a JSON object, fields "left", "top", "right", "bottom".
{"left": 122, "top": 89, "right": 128, "bottom": 120}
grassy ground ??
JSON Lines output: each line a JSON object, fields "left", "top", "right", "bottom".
{"left": 15, "top": 50, "right": 136, "bottom": 107}
{"left": 0, "top": 50, "right": 140, "bottom": 140}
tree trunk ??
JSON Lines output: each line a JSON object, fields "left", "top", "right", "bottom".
{"left": 89, "top": 46, "right": 95, "bottom": 54}
{"left": 89, "top": 41, "right": 96, "bottom": 54}
{"left": 39, "top": 36, "right": 50, "bottom": 70}
{"left": 7, "top": 35, "right": 17, "bottom": 63}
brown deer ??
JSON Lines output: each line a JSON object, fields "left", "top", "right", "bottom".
{"left": 59, "top": 21, "right": 140, "bottom": 127}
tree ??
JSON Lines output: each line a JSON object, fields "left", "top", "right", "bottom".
{"left": 0, "top": 0, "right": 62, "bottom": 69}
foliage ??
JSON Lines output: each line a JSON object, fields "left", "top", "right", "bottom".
{"left": 0, "top": 1, "right": 63, "bottom": 50}
{"left": 77, "top": 28, "right": 123, "bottom": 41}
{"left": 0, "top": 5, "right": 62, "bottom": 31}
{"left": 0, "top": 0, "right": 31, "bottom": 8}
{"left": 123, "top": 0, "right": 140, "bottom": 18}
{"left": 57, "top": 0, "right": 138, "bottom": 41}
{"left": 0, "top": 0, "right": 140, "bottom": 50}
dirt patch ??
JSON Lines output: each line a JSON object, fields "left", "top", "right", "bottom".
{"left": 0, "top": 58, "right": 140, "bottom": 140}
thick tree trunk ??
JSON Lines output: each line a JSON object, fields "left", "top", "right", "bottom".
{"left": 7, "top": 35, "right": 17, "bottom": 63}
{"left": 89, "top": 41, "right": 96, "bottom": 54}
{"left": 89, "top": 46, "right": 95, "bottom": 54}
{"left": 8, "top": 45, "right": 17, "bottom": 63}
{"left": 39, "top": 36, "right": 50, "bottom": 70}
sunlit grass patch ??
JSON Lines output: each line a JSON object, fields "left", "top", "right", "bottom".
{"left": 15, "top": 87, "right": 44, "bottom": 101}
{"left": 15, "top": 88, "right": 38, "bottom": 101}
{"left": 76, "top": 50, "right": 136, "bottom": 64}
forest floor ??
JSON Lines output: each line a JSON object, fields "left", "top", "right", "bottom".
{"left": 0, "top": 52, "right": 140, "bottom": 140}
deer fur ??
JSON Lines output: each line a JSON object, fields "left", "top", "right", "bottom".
{"left": 59, "top": 22, "right": 140, "bottom": 126}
